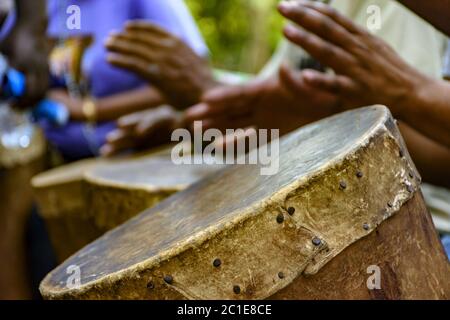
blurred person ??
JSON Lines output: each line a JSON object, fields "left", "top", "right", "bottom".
{"left": 0, "top": 0, "right": 49, "bottom": 300}
{"left": 0, "top": 0, "right": 49, "bottom": 106}
{"left": 42, "top": 0, "right": 213, "bottom": 161}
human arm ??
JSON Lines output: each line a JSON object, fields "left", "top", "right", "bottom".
{"left": 278, "top": 0, "right": 450, "bottom": 148}
{"left": 398, "top": 0, "right": 450, "bottom": 36}
{"left": 48, "top": 85, "right": 166, "bottom": 122}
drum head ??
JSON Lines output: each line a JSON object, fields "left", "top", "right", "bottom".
{"left": 84, "top": 156, "right": 225, "bottom": 192}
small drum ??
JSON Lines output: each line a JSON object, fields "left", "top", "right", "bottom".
{"left": 32, "top": 146, "right": 222, "bottom": 262}
{"left": 83, "top": 157, "right": 225, "bottom": 241}
{"left": 40, "top": 106, "right": 450, "bottom": 300}
{"left": 32, "top": 157, "right": 110, "bottom": 262}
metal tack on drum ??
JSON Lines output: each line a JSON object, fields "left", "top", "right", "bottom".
{"left": 213, "top": 259, "right": 222, "bottom": 268}
{"left": 312, "top": 237, "right": 322, "bottom": 246}
{"left": 163, "top": 275, "right": 173, "bottom": 285}
{"left": 276, "top": 213, "right": 284, "bottom": 224}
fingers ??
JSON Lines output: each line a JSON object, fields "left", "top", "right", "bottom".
{"left": 216, "top": 126, "right": 259, "bottom": 153}
{"left": 105, "top": 35, "right": 158, "bottom": 62}
{"left": 106, "top": 30, "right": 173, "bottom": 53}
{"left": 279, "top": 0, "right": 363, "bottom": 35}
{"left": 116, "top": 112, "right": 142, "bottom": 130}
{"left": 202, "top": 84, "right": 248, "bottom": 106}
{"left": 185, "top": 85, "right": 251, "bottom": 122}
{"left": 192, "top": 115, "right": 254, "bottom": 132}
{"left": 278, "top": 64, "right": 310, "bottom": 95}
{"left": 125, "top": 20, "right": 171, "bottom": 37}
{"left": 301, "top": 69, "right": 359, "bottom": 95}
{"left": 282, "top": 24, "right": 357, "bottom": 75}
{"left": 278, "top": 1, "right": 363, "bottom": 52}
{"left": 135, "top": 107, "right": 178, "bottom": 136}
{"left": 101, "top": 129, "right": 135, "bottom": 156}
{"left": 107, "top": 53, "right": 155, "bottom": 81}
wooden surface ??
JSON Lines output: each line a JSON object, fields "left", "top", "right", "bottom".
{"left": 40, "top": 106, "right": 450, "bottom": 299}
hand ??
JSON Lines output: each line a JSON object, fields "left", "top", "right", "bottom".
{"left": 278, "top": 0, "right": 430, "bottom": 116}
{"left": 47, "top": 90, "right": 84, "bottom": 120}
{"left": 185, "top": 65, "right": 339, "bottom": 136}
{"left": 100, "top": 105, "right": 182, "bottom": 156}
{"left": 105, "top": 21, "right": 217, "bottom": 110}
{"left": 0, "top": 21, "right": 49, "bottom": 107}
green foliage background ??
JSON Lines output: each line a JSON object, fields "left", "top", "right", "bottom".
{"left": 186, "top": 0, "right": 284, "bottom": 74}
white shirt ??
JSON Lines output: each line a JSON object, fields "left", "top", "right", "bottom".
{"left": 444, "top": 40, "right": 450, "bottom": 79}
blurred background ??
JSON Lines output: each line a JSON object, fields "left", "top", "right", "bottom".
{"left": 186, "top": 0, "right": 284, "bottom": 74}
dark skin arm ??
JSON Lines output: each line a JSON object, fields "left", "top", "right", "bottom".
{"left": 0, "top": 0, "right": 49, "bottom": 106}
{"left": 48, "top": 85, "right": 166, "bottom": 122}
{"left": 398, "top": 0, "right": 450, "bottom": 36}
{"left": 278, "top": 0, "right": 450, "bottom": 148}
{"left": 400, "top": 122, "right": 450, "bottom": 189}
{"left": 100, "top": 105, "right": 182, "bottom": 156}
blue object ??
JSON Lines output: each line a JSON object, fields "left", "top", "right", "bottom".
{"left": 442, "top": 235, "right": 450, "bottom": 260}
{"left": 33, "top": 99, "right": 69, "bottom": 126}
{"left": 3, "top": 68, "right": 27, "bottom": 98}
{"left": 0, "top": 54, "right": 69, "bottom": 125}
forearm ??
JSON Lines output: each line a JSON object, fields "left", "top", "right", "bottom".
{"left": 94, "top": 86, "right": 166, "bottom": 121}
{"left": 398, "top": 0, "right": 450, "bottom": 36}
{"left": 395, "top": 78, "right": 450, "bottom": 149}
{"left": 15, "top": 0, "right": 47, "bottom": 26}
{"left": 399, "top": 122, "right": 450, "bottom": 189}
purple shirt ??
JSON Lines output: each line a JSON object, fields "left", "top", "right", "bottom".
{"left": 47, "top": 0, "right": 208, "bottom": 98}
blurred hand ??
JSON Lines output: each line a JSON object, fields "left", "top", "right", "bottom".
{"left": 100, "top": 105, "right": 182, "bottom": 156}
{"left": 278, "top": 0, "right": 430, "bottom": 115}
{"left": 105, "top": 21, "right": 217, "bottom": 110}
{"left": 185, "top": 65, "right": 339, "bottom": 136}
{"left": 0, "top": 20, "right": 49, "bottom": 107}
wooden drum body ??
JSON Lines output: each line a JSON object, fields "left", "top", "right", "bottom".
{"left": 40, "top": 106, "right": 450, "bottom": 300}
{"left": 32, "top": 158, "right": 109, "bottom": 262}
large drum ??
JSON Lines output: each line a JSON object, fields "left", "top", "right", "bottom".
{"left": 40, "top": 106, "right": 450, "bottom": 299}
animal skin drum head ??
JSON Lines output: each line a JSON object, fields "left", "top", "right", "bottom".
{"left": 40, "top": 106, "right": 450, "bottom": 300}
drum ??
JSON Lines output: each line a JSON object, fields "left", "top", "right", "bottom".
{"left": 32, "top": 157, "right": 110, "bottom": 262}
{"left": 83, "top": 157, "right": 225, "bottom": 240}
{"left": 32, "top": 145, "right": 221, "bottom": 262}
{"left": 1, "top": 127, "right": 46, "bottom": 298}
{"left": 40, "top": 106, "right": 450, "bottom": 300}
